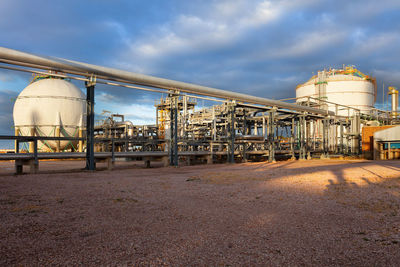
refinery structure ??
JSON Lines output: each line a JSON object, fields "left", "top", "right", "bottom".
{"left": 0, "top": 47, "right": 400, "bottom": 173}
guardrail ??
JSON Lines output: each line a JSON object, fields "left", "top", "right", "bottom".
{"left": 0, "top": 135, "right": 215, "bottom": 174}
{"left": 0, "top": 135, "right": 304, "bottom": 174}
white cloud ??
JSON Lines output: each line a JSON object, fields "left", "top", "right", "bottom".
{"left": 103, "top": 20, "right": 131, "bottom": 45}
{"left": 237, "top": 1, "right": 281, "bottom": 28}
{"left": 272, "top": 30, "right": 346, "bottom": 58}
{"left": 119, "top": 103, "right": 156, "bottom": 125}
{"left": 119, "top": 0, "right": 318, "bottom": 73}
{"left": 96, "top": 96, "right": 156, "bottom": 125}
{"left": 354, "top": 32, "right": 400, "bottom": 55}
{"left": 98, "top": 92, "right": 118, "bottom": 102}
{"left": 131, "top": 12, "right": 235, "bottom": 59}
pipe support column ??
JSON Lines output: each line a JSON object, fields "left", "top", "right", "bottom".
{"left": 290, "top": 118, "right": 295, "bottom": 160}
{"left": 268, "top": 109, "right": 276, "bottom": 163}
{"left": 227, "top": 103, "right": 235, "bottom": 163}
{"left": 85, "top": 78, "right": 96, "bottom": 171}
{"left": 169, "top": 94, "right": 179, "bottom": 166}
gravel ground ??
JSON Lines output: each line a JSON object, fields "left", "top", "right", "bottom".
{"left": 0, "top": 159, "right": 399, "bottom": 266}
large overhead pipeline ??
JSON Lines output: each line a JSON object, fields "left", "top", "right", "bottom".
{"left": 0, "top": 47, "right": 333, "bottom": 115}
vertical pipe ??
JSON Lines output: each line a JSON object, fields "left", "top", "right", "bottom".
{"left": 124, "top": 125, "right": 128, "bottom": 152}
{"left": 85, "top": 82, "right": 96, "bottom": 171}
{"left": 299, "top": 117, "right": 303, "bottom": 159}
{"left": 268, "top": 110, "right": 276, "bottom": 162}
{"left": 340, "top": 121, "right": 344, "bottom": 154}
{"left": 227, "top": 104, "right": 235, "bottom": 163}
{"left": 14, "top": 127, "right": 19, "bottom": 153}
{"left": 386, "top": 86, "right": 389, "bottom": 112}
{"left": 382, "top": 83, "right": 385, "bottom": 111}
{"left": 356, "top": 113, "right": 361, "bottom": 155}
{"left": 33, "top": 139, "right": 38, "bottom": 164}
{"left": 334, "top": 120, "right": 338, "bottom": 154}
{"left": 312, "top": 120, "right": 316, "bottom": 151}
{"left": 306, "top": 120, "right": 311, "bottom": 159}
{"left": 156, "top": 106, "right": 159, "bottom": 130}
{"left": 169, "top": 98, "right": 174, "bottom": 166}
{"left": 322, "top": 119, "right": 326, "bottom": 157}
{"left": 29, "top": 127, "right": 35, "bottom": 153}
{"left": 326, "top": 119, "right": 330, "bottom": 157}
{"left": 243, "top": 110, "right": 247, "bottom": 135}
{"left": 55, "top": 126, "right": 60, "bottom": 152}
{"left": 302, "top": 116, "right": 306, "bottom": 159}
{"left": 212, "top": 106, "right": 216, "bottom": 141}
{"left": 262, "top": 115, "right": 266, "bottom": 138}
{"left": 388, "top": 87, "right": 398, "bottom": 118}
{"left": 183, "top": 95, "right": 187, "bottom": 138}
{"left": 322, "top": 118, "right": 329, "bottom": 158}
{"left": 345, "top": 124, "right": 350, "bottom": 155}
{"left": 112, "top": 138, "right": 115, "bottom": 163}
{"left": 174, "top": 98, "right": 178, "bottom": 167}
{"left": 230, "top": 105, "right": 235, "bottom": 163}
{"left": 291, "top": 117, "right": 295, "bottom": 160}
{"left": 299, "top": 116, "right": 306, "bottom": 160}
{"left": 78, "top": 128, "right": 83, "bottom": 152}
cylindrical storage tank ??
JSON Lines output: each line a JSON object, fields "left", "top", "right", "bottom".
{"left": 296, "top": 66, "right": 376, "bottom": 116}
{"left": 13, "top": 78, "right": 86, "bottom": 152}
{"left": 388, "top": 86, "right": 398, "bottom": 118}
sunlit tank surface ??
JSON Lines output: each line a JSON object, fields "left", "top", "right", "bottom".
{"left": 296, "top": 66, "right": 377, "bottom": 116}
{"left": 13, "top": 77, "right": 85, "bottom": 151}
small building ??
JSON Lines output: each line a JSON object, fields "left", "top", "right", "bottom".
{"left": 373, "top": 126, "right": 400, "bottom": 160}
{"left": 362, "top": 126, "right": 394, "bottom": 159}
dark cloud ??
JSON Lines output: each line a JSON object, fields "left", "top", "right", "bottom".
{"left": 0, "top": 90, "right": 17, "bottom": 135}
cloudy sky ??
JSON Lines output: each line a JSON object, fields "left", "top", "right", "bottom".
{"left": 1, "top": 0, "right": 400, "bottom": 147}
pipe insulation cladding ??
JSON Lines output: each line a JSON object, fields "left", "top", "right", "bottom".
{"left": 0, "top": 46, "right": 333, "bottom": 116}
{"left": 388, "top": 86, "right": 398, "bottom": 117}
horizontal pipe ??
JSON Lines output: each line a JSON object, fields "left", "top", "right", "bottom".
{"left": 0, "top": 135, "right": 85, "bottom": 141}
{"left": 0, "top": 46, "right": 333, "bottom": 115}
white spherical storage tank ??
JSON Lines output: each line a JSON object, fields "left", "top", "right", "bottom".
{"left": 296, "top": 66, "right": 376, "bottom": 116}
{"left": 13, "top": 78, "right": 86, "bottom": 152}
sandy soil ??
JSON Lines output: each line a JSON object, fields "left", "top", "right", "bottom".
{"left": 0, "top": 159, "right": 399, "bottom": 266}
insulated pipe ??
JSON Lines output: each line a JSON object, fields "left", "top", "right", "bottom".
{"left": 0, "top": 47, "right": 333, "bottom": 115}
{"left": 388, "top": 86, "right": 398, "bottom": 118}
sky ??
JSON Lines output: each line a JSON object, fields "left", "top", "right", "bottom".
{"left": 1, "top": 0, "right": 400, "bottom": 148}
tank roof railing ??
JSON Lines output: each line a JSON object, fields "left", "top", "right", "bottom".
{"left": 279, "top": 96, "right": 362, "bottom": 113}
{"left": 279, "top": 95, "right": 396, "bottom": 121}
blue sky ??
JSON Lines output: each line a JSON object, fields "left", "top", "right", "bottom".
{"left": 1, "top": 0, "right": 400, "bottom": 147}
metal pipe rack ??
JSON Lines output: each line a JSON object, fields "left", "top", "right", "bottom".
{"left": 0, "top": 47, "right": 369, "bottom": 173}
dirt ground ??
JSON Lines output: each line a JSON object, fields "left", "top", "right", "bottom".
{"left": 0, "top": 159, "right": 399, "bottom": 266}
